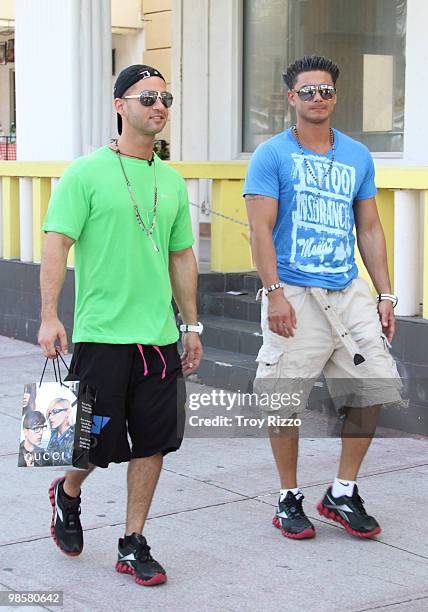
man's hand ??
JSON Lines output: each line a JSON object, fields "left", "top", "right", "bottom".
{"left": 181, "top": 332, "right": 203, "bottom": 375}
{"left": 38, "top": 317, "right": 69, "bottom": 358}
{"left": 377, "top": 300, "right": 395, "bottom": 345}
{"left": 268, "top": 292, "right": 297, "bottom": 338}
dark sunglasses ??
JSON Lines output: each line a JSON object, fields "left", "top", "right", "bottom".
{"left": 122, "top": 90, "right": 174, "bottom": 108}
{"left": 49, "top": 408, "right": 68, "bottom": 416}
{"left": 293, "top": 84, "right": 336, "bottom": 102}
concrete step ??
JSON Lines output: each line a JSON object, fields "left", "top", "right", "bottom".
{"left": 198, "top": 292, "right": 261, "bottom": 322}
{"left": 197, "top": 346, "right": 257, "bottom": 393}
{"left": 198, "top": 271, "right": 261, "bottom": 295}
{"left": 200, "top": 315, "right": 262, "bottom": 356}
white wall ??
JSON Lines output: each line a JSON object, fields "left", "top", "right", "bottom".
{"left": 179, "top": 0, "right": 209, "bottom": 161}
{"left": 208, "top": 0, "right": 241, "bottom": 160}
{"left": 0, "top": 0, "right": 15, "bottom": 20}
{"left": 15, "top": 0, "right": 111, "bottom": 160}
{"left": 111, "top": 30, "right": 144, "bottom": 137}
{"left": 403, "top": 0, "right": 428, "bottom": 163}
{"left": 173, "top": 0, "right": 241, "bottom": 161}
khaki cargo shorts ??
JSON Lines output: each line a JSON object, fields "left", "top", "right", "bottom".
{"left": 253, "top": 277, "right": 403, "bottom": 417}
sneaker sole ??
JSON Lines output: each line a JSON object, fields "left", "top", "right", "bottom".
{"left": 316, "top": 502, "right": 381, "bottom": 538}
{"left": 272, "top": 516, "right": 316, "bottom": 539}
{"left": 115, "top": 561, "right": 167, "bottom": 586}
{"left": 48, "top": 477, "right": 83, "bottom": 557}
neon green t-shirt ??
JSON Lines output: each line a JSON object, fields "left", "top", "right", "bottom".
{"left": 43, "top": 146, "right": 194, "bottom": 345}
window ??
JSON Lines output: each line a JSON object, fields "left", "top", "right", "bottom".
{"left": 243, "top": 0, "right": 406, "bottom": 154}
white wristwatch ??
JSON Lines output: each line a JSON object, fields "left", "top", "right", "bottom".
{"left": 376, "top": 293, "right": 398, "bottom": 308}
{"left": 179, "top": 321, "right": 204, "bottom": 335}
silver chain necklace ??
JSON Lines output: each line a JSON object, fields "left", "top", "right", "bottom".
{"left": 292, "top": 125, "right": 335, "bottom": 196}
{"left": 114, "top": 145, "right": 160, "bottom": 253}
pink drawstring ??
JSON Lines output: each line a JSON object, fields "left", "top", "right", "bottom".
{"left": 136, "top": 344, "right": 166, "bottom": 380}
{"left": 153, "top": 345, "right": 167, "bottom": 380}
{"left": 137, "top": 344, "right": 148, "bottom": 376}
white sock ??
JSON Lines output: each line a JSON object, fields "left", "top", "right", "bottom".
{"left": 332, "top": 478, "right": 356, "bottom": 498}
{"left": 279, "top": 487, "right": 302, "bottom": 502}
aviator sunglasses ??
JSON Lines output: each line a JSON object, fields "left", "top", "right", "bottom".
{"left": 121, "top": 90, "right": 174, "bottom": 108}
{"left": 293, "top": 84, "right": 336, "bottom": 102}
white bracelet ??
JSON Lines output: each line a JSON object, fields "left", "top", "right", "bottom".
{"left": 263, "top": 282, "right": 283, "bottom": 296}
{"left": 376, "top": 293, "right": 398, "bottom": 308}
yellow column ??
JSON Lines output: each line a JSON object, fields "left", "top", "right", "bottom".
{"left": 423, "top": 190, "right": 428, "bottom": 319}
{"left": 32, "top": 177, "right": 51, "bottom": 263}
{"left": 2, "top": 176, "right": 20, "bottom": 259}
{"left": 67, "top": 246, "right": 75, "bottom": 268}
{"left": 211, "top": 179, "right": 253, "bottom": 272}
{"left": 376, "top": 188, "right": 395, "bottom": 289}
{"left": 354, "top": 188, "right": 394, "bottom": 291}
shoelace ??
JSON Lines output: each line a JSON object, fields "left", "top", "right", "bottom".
{"left": 351, "top": 492, "right": 368, "bottom": 516}
{"left": 135, "top": 542, "right": 155, "bottom": 563}
{"left": 65, "top": 506, "right": 81, "bottom": 530}
{"left": 279, "top": 494, "right": 306, "bottom": 518}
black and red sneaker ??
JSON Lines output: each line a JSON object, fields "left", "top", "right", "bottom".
{"left": 115, "top": 533, "right": 167, "bottom": 586}
{"left": 48, "top": 477, "right": 83, "bottom": 556}
{"left": 272, "top": 491, "right": 316, "bottom": 539}
{"left": 317, "top": 485, "right": 381, "bottom": 538}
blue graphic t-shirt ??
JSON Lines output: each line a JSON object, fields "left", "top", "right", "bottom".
{"left": 243, "top": 128, "right": 376, "bottom": 290}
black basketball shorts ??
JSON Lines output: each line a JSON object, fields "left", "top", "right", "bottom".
{"left": 68, "top": 342, "right": 186, "bottom": 468}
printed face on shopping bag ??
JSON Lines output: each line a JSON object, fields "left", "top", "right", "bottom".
{"left": 19, "top": 376, "right": 92, "bottom": 469}
{"left": 46, "top": 398, "right": 72, "bottom": 432}
{"left": 24, "top": 426, "right": 44, "bottom": 448}
{"left": 22, "top": 411, "right": 47, "bottom": 449}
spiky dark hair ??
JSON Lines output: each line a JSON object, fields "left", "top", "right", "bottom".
{"left": 282, "top": 55, "right": 340, "bottom": 89}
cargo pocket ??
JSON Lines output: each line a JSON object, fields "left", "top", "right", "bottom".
{"left": 254, "top": 345, "right": 284, "bottom": 396}
{"left": 260, "top": 284, "right": 307, "bottom": 337}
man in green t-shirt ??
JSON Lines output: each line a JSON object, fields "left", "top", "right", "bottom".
{"left": 38, "top": 64, "right": 203, "bottom": 587}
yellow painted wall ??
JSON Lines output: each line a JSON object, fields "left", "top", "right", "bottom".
{"left": 143, "top": 48, "right": 171, "bottom": 82}
{"left": 0, "top": 162, "right": 427, "bottom": 285}
{"left": 1, "top": 1, "right": 144, "bottom": 29}
{"left": 111, "top": 0, "right": 143, "bottom": 29}
{"left": 0, "top": 0, "right": 15, "bottom": 21}
{"left": 144, "top": 12, "right": 171, "bottom": 49}
{"left": 143, "top": 0, "right": 171, "bottom": 13}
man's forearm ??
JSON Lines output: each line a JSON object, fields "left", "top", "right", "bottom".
{"left": 250, "top": 226, "right": 280, "bottom": 287}
{"left": 169, "top": 248, "right": 198, "bottom": 323}
{"left": 40, "top": 235, "right": 71, "bottom": 320}
{"left": 357, "top": 224, "right": 391, "bottom": 293}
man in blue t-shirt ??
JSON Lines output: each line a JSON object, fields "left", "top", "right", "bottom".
{"left": 244, "top": 55, "right": 401, "bottom": 541}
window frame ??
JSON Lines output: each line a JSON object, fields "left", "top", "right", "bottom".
{"left": 237, "top": 0, "right": 406, "bottom": 160}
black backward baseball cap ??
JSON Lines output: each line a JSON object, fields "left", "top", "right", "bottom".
{"left": 113, "top": 64, "right": 166, "bottom": 135}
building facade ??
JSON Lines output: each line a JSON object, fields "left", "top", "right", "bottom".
{"left": 3, "top": 1, "right": 425, "bottom": 165}
{"left": 0, "top": 0, "right": 172, "bottom": 158}
{"left": 174, "top": 0, "right": 427, "bottom": 165}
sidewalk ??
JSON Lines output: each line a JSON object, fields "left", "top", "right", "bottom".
{"left": 1, "top": 335, "right": 427, "bottom": 612}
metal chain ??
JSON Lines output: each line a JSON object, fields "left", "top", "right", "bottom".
{"left": 188, "top": 200, "right": 250, "bottom": 228}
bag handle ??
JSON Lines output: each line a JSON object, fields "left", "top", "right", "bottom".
{"left": 39, "top": 350, "right": 70, "bottom": 387}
